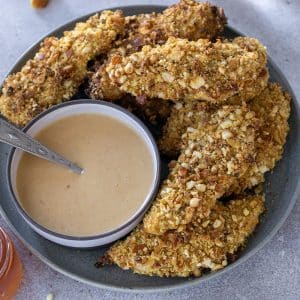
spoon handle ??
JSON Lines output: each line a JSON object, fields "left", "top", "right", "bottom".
{"left": 0, "top": 117, "right": 83, "bottom": 174}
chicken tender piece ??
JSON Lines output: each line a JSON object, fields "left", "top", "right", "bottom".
{"left": 106, "top": 37, "right": 268, "bottom": 104}
{"left": 123, "top": 0, "right": 226, "bottom": 53}
{"left": 158, "top": 101, "right": 215, "bottom": 156}
{"left": 143, "top": 105, "right": 259, "bottom": 235}
{"left": 0, "top": 10, "right": 125, "bottom": 126}
{"left": 228, "top": 83, "right": 291, "bottom": 194}
{"left": 157, "top": 99, "right": 248, "bottom": 157}
{"left": 88, "top": 0, "right": 227, "bottom": 101}
{"left": 159, "top": 83, "right": 291, "bottom": 194}
{"left": 124, "top": 0, "right": 226, "bottom": 44}
{"left": 87, "top": 13, "right": 171, "bottom": 113}
{"left": 99, "top": 195, "right": 264, "bottom": 277}
{"left": 158, "top": 71, "right": 271, "bottom": 157}
{"left": 155, "top": 0, "right": 226, "bottom": 41}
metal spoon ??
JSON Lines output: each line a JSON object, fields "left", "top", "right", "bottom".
{"left": 0, "top": 117, "right": 83, "bottom": 174}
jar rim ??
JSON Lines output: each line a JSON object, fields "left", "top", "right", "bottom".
{"left": 0, "top": 228, "right": 14, "bottom": 279}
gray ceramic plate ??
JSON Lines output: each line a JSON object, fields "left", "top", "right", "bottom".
{"left": 0, "top": 5, "right": 299, "bottom": 293}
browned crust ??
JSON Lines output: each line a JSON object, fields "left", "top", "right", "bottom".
{"left": 102, "top": 195, "right": 264, "bottom": 277}
{"left": 105, "top": 37, "right": 268, "bottom": 104}
{"left": 158, "top": 101, "right": 216, "bottom": 156}
{"left": 88, "top": 0, "right": 227, "bottom": 102}
{"left": 0, "top": 10, "right": 125, "bottom": 126}
{"left": 158, "top": 83, "right": 291, "bottom": 194}
{"left": 228, "top": 83, "right": 291, "bottom": 194}
{"left": 143, "top": 105, "right": 259, "bottom": 235}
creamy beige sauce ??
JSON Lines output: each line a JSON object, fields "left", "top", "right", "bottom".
{"left": 16, "top": 114, "right": 154, "bottom": 236}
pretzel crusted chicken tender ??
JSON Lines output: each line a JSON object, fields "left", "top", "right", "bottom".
{"left": 101, "top": 195, "right": 264, "bottom": 277}
{"left": 159, "top": 83, "right": 291, "bottom": 193}
{"left": 143, "top": 105, "right": 259, "bottom": 235}
{"left": 228, "top": 83, "right": 291, "bottom": 194}
{"left": 88, "top": 0, "right": 227, "bottom": 101}
{"left": 0, "top": 10, "right": 125, "bottom": 126}
{"left": 158, "top": 101, "right": 214, "bottom": 156}
{"left": 150, "top": 0, "right": 226, "bottom": 41}
{"left": 106, "top": 37, "right": 268, "bottom": 104}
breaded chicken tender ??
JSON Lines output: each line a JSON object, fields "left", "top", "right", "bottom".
{"left": 157, "top": 67, "right": 273, "bottom": 156}
{"left": 158, "top": 101, "right": 214, "bottom": 156}
{"left": 228, "top": 83, "right": 290, "bottom": 194}
{"left": 106, "top": 37, "right": 268, "bottom": 104}
{"left": 159, "top": 83, "right": 291, "bottom": 193}
{"left": 99, "top": 195, "right": 264, "bottom": 277}
{"left": 155, "top": 0, "right": 226, "bottom": 41}
{"left": 143, "top": 105, "right": 259, "bottom": 235}
{"left": 88, "top": 0, "right": 227, "bottom": 101}
{"left": 0, "top": 10, "right": 125, "bottom": 126}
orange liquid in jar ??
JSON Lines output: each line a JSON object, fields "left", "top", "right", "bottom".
{"left": 0, "top": 228, "right": 23, "bottom": 299}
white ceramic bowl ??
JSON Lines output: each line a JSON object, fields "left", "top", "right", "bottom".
{"left": 8, "top": 100, "right": 160, "bottom": 248}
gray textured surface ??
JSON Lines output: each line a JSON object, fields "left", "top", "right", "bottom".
{"left": 0, "top": 0, "right": 299, "bottom": 299}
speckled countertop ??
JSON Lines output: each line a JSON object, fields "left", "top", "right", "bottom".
{"left": 0, "top": 0, "right": 299, "bottom": 299}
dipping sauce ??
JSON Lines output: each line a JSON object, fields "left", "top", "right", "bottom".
{"left": 16, "top": 114, "right": 154, "bottom": 236}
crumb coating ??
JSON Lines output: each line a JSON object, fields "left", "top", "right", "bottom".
{"left": 228, "top": 83, "right": 290, "bottom": 194}
{"left": 0, "top": 10, "right": 125, "bottom": 126}
{"left": 88, "top": 0, "right": 227, "bottom": 101}
{"left": 101, "top": 195, "right": 264, "bottom": 277}
{"left": 105, "top": 37, "right": 268, "bottom": 104}
{"left": 143, "top": 105, "right": 259, "bottom": 235}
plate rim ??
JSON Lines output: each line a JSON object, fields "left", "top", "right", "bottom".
{"left": 0, "top": 4, "right": 299, "bottom": 293}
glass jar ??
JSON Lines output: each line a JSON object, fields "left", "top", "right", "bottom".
{"left": 0, "top": 228, "right": 23, "bottom": 299}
